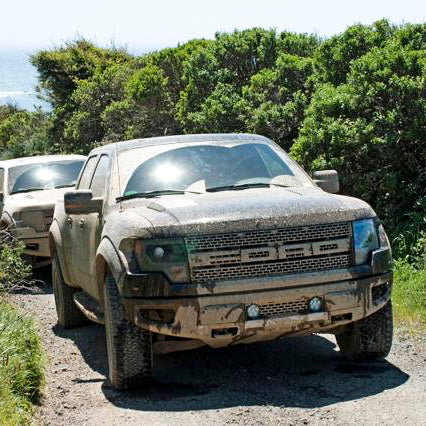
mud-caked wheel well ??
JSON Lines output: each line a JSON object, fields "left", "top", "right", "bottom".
{"left": 49, "top": 234, "right": 56, "bottom": 256}
{"left": 104, "top": 275, "right": 153, "bottom": 388}
{"left": 95, "top": 255, "right": 110, "bottom": 308}
{"left": 0, "top": 213, "right": 13, "bottom": 231}
{"left": 336, "top": 301, "right": 393, "bottom": 361}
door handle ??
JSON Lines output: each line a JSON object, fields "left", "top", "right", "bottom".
{"left": 78, "top": 219, "right": 85, "bottom": 229}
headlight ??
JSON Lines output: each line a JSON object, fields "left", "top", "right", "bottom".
{"left": 12, "top": 212, "right": 21, "bottom": 221}
{"left": 144, "top": 240, "right": 187, "bottom": 264}
{"left": 352, "top": 219, "right": 379, "bottom": 265}
{"left": 120, "top": 238, "right": 189, "bottom": 282}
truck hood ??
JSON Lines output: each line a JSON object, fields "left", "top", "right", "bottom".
{"left": 119, "top": 187, "right": 376, "bottom": 237}
{"left": 3, "top": 188, "right": 69, "bottom": 214}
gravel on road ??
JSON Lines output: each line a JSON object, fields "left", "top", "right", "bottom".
{"left": 10, "top": 270, "right": 426, "bottom": 426}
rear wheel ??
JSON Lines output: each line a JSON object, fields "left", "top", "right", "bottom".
{"left": 52, "top": 252, "right": 87, "bottom": 328}
{"left": 336, "top": 301, "right": 393, "bottom": 361}
{"left": 104, "top": 275, "right": 153, "bottom": 389}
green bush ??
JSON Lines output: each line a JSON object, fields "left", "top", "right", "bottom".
{"left": 0, "top": 106, "right": 52, "bottom": 159}
{"left": 0, "top": 300, "right": 45, "bottom": 425}
{"left": 393, "top": 260, "right": 426, "bottom": 325}
{"left": 2, "top": 22, "right": 425, "bottom": 263}
{"left": 291, "top": 28, "right": 426, "bottom": 240}
{"left": 0, "top": 233, "right": 43, "bottom": 423}
{"left": 0, "top": 235, "right": 31, "bottom": 290}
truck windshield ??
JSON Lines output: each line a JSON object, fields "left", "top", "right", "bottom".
{"left": 119, "top": 141, "right": 313, "bottom": 197}
{"left": 8, "top": 160, "right": 85, "bottom": 194}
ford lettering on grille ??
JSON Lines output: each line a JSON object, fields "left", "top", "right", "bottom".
{"left": 185, "top": 222, "right": 354, "bottom": 283}
{"left": 189, "top": 238, "right": 350, "bottom": 267}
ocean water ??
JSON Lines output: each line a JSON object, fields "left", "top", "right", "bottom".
{"left": 0, "top": 49, "right": 50, "bottom": 111}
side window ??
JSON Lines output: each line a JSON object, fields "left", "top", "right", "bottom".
{"left": 77, "top": 156, "right": 98, "bottom": 189}
{"left": 90, "top": 155, "right": 110, "bottom": 198}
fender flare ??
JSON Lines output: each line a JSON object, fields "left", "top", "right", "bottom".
{"left": 49, "top": 220, "right": 73, "bottom": 286}
{"left": 95, "top": 237, "right": 125, "bottom": 307}
{"left": 0, "top": 211, "right": 14, "bottom": 229}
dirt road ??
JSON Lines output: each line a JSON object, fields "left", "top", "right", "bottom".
{"left": 11, "top": 270, "right": 426, "bottom": 425}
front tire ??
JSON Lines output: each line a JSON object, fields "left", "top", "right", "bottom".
{"left": 52, "top": 252, "right": 87, "bottom": 328}
{"left": 336, "top": 301, "right": 393, "bottom": 361}
{"left": 104, "top": 275, "right": 153, "bottom": 389}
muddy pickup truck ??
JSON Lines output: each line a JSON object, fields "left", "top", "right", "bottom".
{"left": 0, "top": 155, "right": 86, "bottom": 267}
{"left": 49, "top": 134, "right": 393, "bottom": 389}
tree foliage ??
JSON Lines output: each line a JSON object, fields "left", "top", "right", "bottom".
{"left": 0, "top": 106, "right": 52, "bottom": 159}
{"left": 1, "top": 22, "right": 425, "bottom": 250}
{"left": 291, "top": 23, "right": 426, "bottom": 238}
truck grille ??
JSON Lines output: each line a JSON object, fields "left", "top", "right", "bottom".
{"left": 185, "top": 222, "right": 353, "bottom": 283}
{"left": 259, "top": 299, "right": 310, "bottom": 317}
{"left": 20, "top": 208, "right": 54, "bottom": 232}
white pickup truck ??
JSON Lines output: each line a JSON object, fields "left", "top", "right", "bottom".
{"left": 0, "top": 155, "right": 85, "bottom": 267}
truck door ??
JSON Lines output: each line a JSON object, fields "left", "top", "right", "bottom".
{"left": 69, "top": 154, "right": 110, "bottom": 298}
{"left": 65, "top": 155, "right": 98, "bottom": 287}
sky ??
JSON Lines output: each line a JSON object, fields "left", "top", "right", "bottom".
{"left": 0, "top": 0, "right": 425, "bottom": 54}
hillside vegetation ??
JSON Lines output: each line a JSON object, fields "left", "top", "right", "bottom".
{"left": 0, "top": 237, "right": 44, "bottom": 424}
{"left": 0, "top": 300, "right": 44, "bottom": 425}
{"left": 0, "top": 20, "right": 425, "bottom": 321}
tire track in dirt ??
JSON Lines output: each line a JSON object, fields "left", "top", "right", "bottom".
{"left": 11, "top": 270, "right": 426, "bottom": 425}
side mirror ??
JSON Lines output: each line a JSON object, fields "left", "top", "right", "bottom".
{"left": 64, "top": 190, "right": 103, "bottom": 215}
{"left": 313, "top": 170, "right": 339, "bottom": 194}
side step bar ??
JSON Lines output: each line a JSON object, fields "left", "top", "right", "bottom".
{"left": 73, "top": 292, "right": 105, "bottom": 324}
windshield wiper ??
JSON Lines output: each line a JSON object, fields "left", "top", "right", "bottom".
{"left": 54, "top": 184, "right": 76, "bottom": 189}
{"left": 116, "top": 189, "right": 201, "bottom": 202}
{"left": 10, "top": 188, "right": 45, "bottom": 195}
{"left": 206, "top": 182, "right": 270, "bottom": 192}
{"left": 207, "top": 182, "right": 286, "bottom": 192}
{"left": 206, "top": 181, "right": 294, "bottom": 193}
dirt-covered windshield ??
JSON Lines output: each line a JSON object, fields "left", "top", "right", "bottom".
{"left": 8, "top": 160, "right": 85, "bottom": 194}
{"left": 118, "top": 141, "right": 313, "bottom": 197}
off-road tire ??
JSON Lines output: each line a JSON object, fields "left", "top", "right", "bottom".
{"left": 52, "top": 252, "right": 87, "bottom": 328}
{"left": 104, "top": 275, "right": 153, "bottom": 389}
{"left": 336, "top": 301, "right": 393, "bottom": 362}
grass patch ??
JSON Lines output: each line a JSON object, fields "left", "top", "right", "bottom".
{"left": 0, "top": 299, "right": 45, "bottom": 425}
{"left": 393, "top": 260, "right": 426, "bottom": 329}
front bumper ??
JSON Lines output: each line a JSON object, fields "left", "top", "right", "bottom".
{"left": 13, "top": 227, "right": 51, "bottom": 258}
{"left": 124, "top": 271, "right": 392, "bottom": 348}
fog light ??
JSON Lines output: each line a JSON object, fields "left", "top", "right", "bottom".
{"left": 153, "top": 246, "right": 165, "bottom": 259}
{"left": 309, "top": 297, "right": 323, "bottom": 312}
{"left": 247, "top": 304, "right": 260, "bottom": 319}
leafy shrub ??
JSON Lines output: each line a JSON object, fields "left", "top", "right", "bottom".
{"left": 0, "top": 106, "right": 52, "bottom": 159}
{"left": 0, "top": 233, "right": 43, "bottom": 424}
{"left": 3, "top": 22, "right": 425, "bottom": 262}
{"left": 0, "top": 300, "right": 45, "bottom": 425}
{"left": 392, "top": 197, "right": 426, "bottom": 267}
{"left": 0, "top": 232, "right": 31, "bottom": 291}
{"left": 291, "top": 32, "right": 426, "bottom": 240}
{"left": 393, "top": 260, "right": 426, "bottom": 324}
